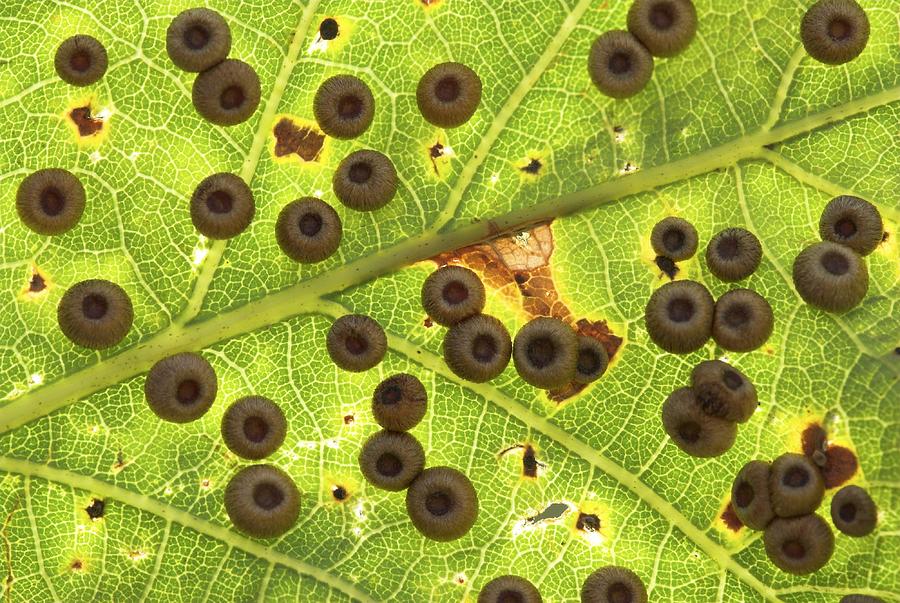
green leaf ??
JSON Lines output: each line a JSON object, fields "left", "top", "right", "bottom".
{"left": 0, "top": 1, "right": 897, "bottom": 602}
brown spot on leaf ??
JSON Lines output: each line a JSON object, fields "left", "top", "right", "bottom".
{"left": 520, "top": 158, "right": 542, "bottom": 175}
{"left": 331, "top": 485, "right": 348, "bottom": 501}
{"left": 576, "top": 513, "right": 600, "bottom": 532}
{"left": 273, "top": 118, "right": 325, "bottom": 162}
{"left": 343, "top": 414, "right": 355, "bottom": 425}
{"left": 423, "top": 317, "right": 434, "bottom": 328}
{"left": 800, "top": 422, "right": 858, "bottom": 489}
{"left": 429, "top": 142, "right": 444, "bottom": 175}
{"left": 29, "top": 271, "right": 46, "bottom": 292}
{"left": 654, "top": 255, "right": 678, "bottom": 280}
{"left": 69, "top": 559, "right": 84, "bottom": 571}
{"left": 522, "top": 445, "right": 539, "bottom": 478}
{"left": 69, "top": 106, "right": 103, "bottom": 137}
{"left": 720, "top": 502, "right": 743, "bottom": 532}
{"left": 432, "top": 222, "right": 622, "bottom": 403}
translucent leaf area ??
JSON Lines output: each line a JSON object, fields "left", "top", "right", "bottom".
{"left": 1, "top": 1, "right": 898, "bottom": 602}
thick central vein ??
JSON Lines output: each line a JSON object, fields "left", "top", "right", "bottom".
{"left": 313, "top": 300, "right": 783, "bottom": 603}
{"left": 174, "top": 0, "right": 323, "bottom": 326}
{"left": 0, "top": 455, "right": 377, "bottom": 603}
{"left": 3, "top": 83, "right": 899, "bottom": 435}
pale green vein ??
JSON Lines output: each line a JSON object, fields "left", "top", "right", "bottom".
{"left": 757, "top": 148, "right": 900, "bottom": 223}
{"left": 763, "top": 46, "right": 806, "bottom": 131}
{"left": 0, "top": 456, "right": 377, "bottom": 603}
{"left": 3, "top": 85, "right": 899, "bottom": 435}
{"left": 428, "top": 0, "right": 594, "bottom": 231}
{"left": 138, "top": 520, "right": 170, "bottom": 603}
{"left": 314, "top": 300, "right": 783, "bottom": 603}
{"left": 174, "top": 0, "right": 323, "bottom": 326}
{"left": 23, "top": 476, "right": 59, "bottom": 603}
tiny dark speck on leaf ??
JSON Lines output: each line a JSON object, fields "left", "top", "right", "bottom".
{"left": 423, "top": 317, "right": 434, "bottom": 328}
{"left": 70, "top": 559, "right": 83, "bottom": 571}
{"left": 520, "top": 158, "right": 542, "bottom": 175}
{"left": 332, "top": 485, "right": 348, "bottom": 501}
{"left": 85, "top": 498, "right": 105, "bottom": 520}
{"left": 576, "top": 513, "right": 600, "bottom": 532}
{"left": 655, "top": 255, "right": 679, "bottom": 280}
{"left": 894, "top": 347, "right": 900, "bottom": 356}
{"left": 522, "top": 445, "right": 538, "bottom": 478}
{"left": 613, "top": 125, "right": 624, "bottom": 133}
{"left": 514, "top": 272, "right": 528, "bottom": 285}
{"left": 29, "top": 272, "right": 46, "bottom": 292}
{"left": 319, "top": 18, "right": 339, "bottom": 40}
{"left": 69, "top": 106, "right": 103, "bottom": 137}
{"left": 343, "top": 414, "right": 354, "bottom": 425}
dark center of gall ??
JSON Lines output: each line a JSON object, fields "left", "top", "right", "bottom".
{"left": 243, "top": 416, "right": 270, "bottom": 443}
{"left": 649, "top": 2, "right": 676, "bottom": 29}
{"left": 821, "top": 250, "right": 849, "bottom": 276}
{"left": 783, "top": 466, "right": 809, "bottom": 488}
{"left": 184, "top": 25, "right": 210, "bottom": 50}
{"left": 497, "top": 590, "right": 525, "bottom": 603}
{"left": 782, "top": 539, "right": 806, "bottom": 559}
{"left": 253, "top": 482, "right": 284, "bottom": 510}
{"left": 526, "top": 336, "right": 557, "bottom": 369}
{"left": 734, "top": 482, "right": 754, "bottom": 507}
{"left": 839, "top": 502, "right": 857, "bottom": 522}
{"left": 348, "top": 162, "right": 372, "bottom": 184}
{"left": 82, "top": 294, "right": 109, "bottom": 320}
{"left": 472, "top": 334, "right": 497, "bottom": 362}
{"left": 608, "top": 51, "right": 632, "bottom": 75}
{"left": 176, "top": 379, "right": 200, "bottom": 404}
{"left": 220, "top": 85, "right": 245, "bottom": 110}
{"left": 834, "top": 217, "right": 857, "bottom": 238}
{"left": 607, "top": 582, "right": 634, "bottom": 603}
{"left": 344, "top": 333, "right": 368, "bottom": 355}
{"left": 206, "top": 190, "right": 233, "bottom": 214}
{"left": 663, "top": 227, "right": 685, "bottom": 252}
{"left": 722, "top": 369, "right": 743, "bottom": 390}
{"left": 828, "top": 18, "right": 852, "bottom": 41}
{"left": 667, "top": 298, "right": 694, "bottom": 322}
{"left": 442, "top": 280, "right": 469, "bottom": 305}
{"left": 337, "top": 94, "right": 363, "bottom": 119}
{"left": 298, "top": 212, "right": 323, "bottom": 237}
{"left": 717, "top": 236, "right": 740, "bottom": 259}
{"left": 332, "top": 485, "right": 347, "bottom": 500}
{"left": 723, "top": 304, "right": 750, "bottom": 329}
{"left": 376, "top": 452, "right": 403, "bottom": 477}
{"left": 577, "top": 348, "right": 601, "bottom": 375}
{"left": 435, "top": 76, "right": 460, "bottom": 102}
{"left": 425, "top": 490, "right": 453, "bottom": 516}
{"left": 678, "top": 421, "right": 701, "bottom": 443}
{"left": 380, "top": 385, "right": 403, "bottom": 405}
{"left": 69, "top": 50, "right": 91, "bottom": 72}
{"left": 39, "top": 187, "right": 65, "bottom": 216}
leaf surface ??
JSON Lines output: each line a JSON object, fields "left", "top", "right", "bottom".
{"left": 0, "top": 1, "right": 898, "bottom": 602}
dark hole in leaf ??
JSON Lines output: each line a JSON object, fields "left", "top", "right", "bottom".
{"left": 520, "top": 158, "right": 542, "bottom": 175}
{"left": 319, "top": 18, "right": 339, "bottom": 41}
{"left": 654, "top": 255, "right": 678, "bottom": 280}
{"left": 576, "top": 512, "right": 600, "bottom": 532}
{"left": 85, "top": 498, "right": 105, "bottom": 520}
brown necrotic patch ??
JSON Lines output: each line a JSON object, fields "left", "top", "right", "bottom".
{"left": 69, "top": 106, "right": 103, "bottom": 137}
{"left": 576, "top": 512, "right": 600, "bottom": 532}
{"left": 720, "top": 502, "right": 743, "bottom": 532}
{"left": 801, "top": 422, "right": 858, "bottom": 489}
{"left": 273, "top": 117, "right": 325, "bottom": 162}
{"left": 432, "top": 222, "right": 621, "bottom": 403}
{"left": 69, "top": 559, "right": 84, "bottom": 571}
